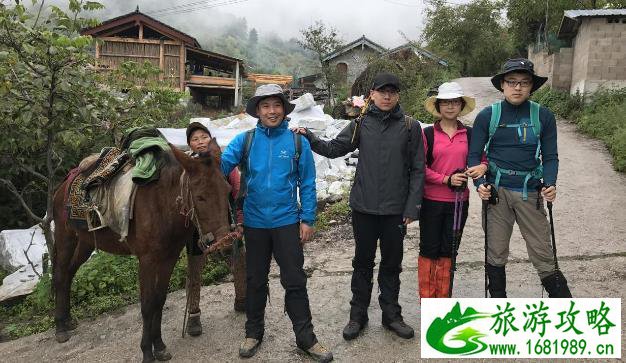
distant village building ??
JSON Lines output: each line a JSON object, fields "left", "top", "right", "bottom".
{"left": 528, "top": 9, "right": 626, "bottom": 95}
{"left": 81, "top": 8, "right": 245, "bottom": 108}
{"left": 295, "top": 36, "right": 447, "bottom": 96}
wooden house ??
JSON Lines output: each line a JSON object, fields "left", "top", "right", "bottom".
{"left": 81, "top": 8, "right": 245, "bottom": 108}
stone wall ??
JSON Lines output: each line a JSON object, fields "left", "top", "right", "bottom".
{"left": 527, "top": 46, "right": 573, "bottom": 91}
{"left": 326, "top": 47, "right": 381, "bottom": 87}
{"left": 571, "top": 17, "right": 626, "bottom": 94}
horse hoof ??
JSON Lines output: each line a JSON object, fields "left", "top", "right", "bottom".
{"left": 154, "top": 348, "right": 172, "bottom": 361}
{"left": 55, "top": 331, "right": 70, "bottom": 343}
{"left": 142, "top": 355, "right": 155, "bottom": 363}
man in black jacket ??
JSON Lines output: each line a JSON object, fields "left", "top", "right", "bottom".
{"left": 294, "top": 72, "right": 424, "bottom": 340}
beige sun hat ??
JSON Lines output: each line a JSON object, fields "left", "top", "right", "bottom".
{"left": 424, "top": 82, "right": 476, "bottom": 118}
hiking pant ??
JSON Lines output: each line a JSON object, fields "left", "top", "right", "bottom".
{"left": 243, "top": 223, "right": 317, "bottom": 350}
{"left": 419, "top": 198, "right": 469, "bottom": 259}
{"left": 483, "top": 188, "right": 558, "bottom": 279}
{"left": 350, "top": 210, "right": 404, "bottom": 325}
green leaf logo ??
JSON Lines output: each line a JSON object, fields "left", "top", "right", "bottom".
{"left": 426, "top": 302, "right": 491, "bottom": 355}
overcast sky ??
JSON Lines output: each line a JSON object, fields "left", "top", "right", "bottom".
{"left": 40, "top": 0, "right": 470, "bottom": 49}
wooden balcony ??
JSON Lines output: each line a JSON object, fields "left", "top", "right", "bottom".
{"left": 186, "top": 75, "right": 236, "bottom": 89}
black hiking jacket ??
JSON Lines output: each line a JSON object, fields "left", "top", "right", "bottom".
{"left": 305, "top": 104, "right": 425, "bottom": 219}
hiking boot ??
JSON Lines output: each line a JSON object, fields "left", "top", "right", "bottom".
{"left": 383, "top": 320, "right": 415, "bottom": 339}
{"left": 186, "top": 313, "right": 202, "bottom": 337}
{"left": 239, "top": 338, "right": 261, "bottom": 358}
{"left": 304, "top": 342, "right": 334, "bottom": 363}
{"left": 342, "top": 320, "right": 366, "bottom": 341}
{"left": 541, "top": 270, "right": 572, "bottom": 298}
{"left": 486, "top": 264, "right": 507, "bottom": 298}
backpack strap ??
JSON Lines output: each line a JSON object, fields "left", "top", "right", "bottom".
{"left": 423, "top": 125, "right": 435, "bottom": 167}
{"left": 485, "top": 101, "right": 544, "bottom": 200}
{"left": 529, "top": 100, "right": 542, "bottom": 162}
{"left": 292, "top": 131, "right": 302, "bottom": 186}
{"left": 404, "top": 115, "right": 416, "bottom": 171}
{"left": 485, "top": 101, "right": 502, "bottom": 154}
{"left": 465, "top": 125, "right": 472, "bottom": 147}
{"left": 235, "top": 128, "right": 255, "bottom": 207}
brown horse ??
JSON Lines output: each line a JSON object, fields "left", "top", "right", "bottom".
{"left": 52, "top": 140, "right": 232, "bottom": 362}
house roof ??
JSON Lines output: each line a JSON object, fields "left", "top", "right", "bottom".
{"left": 384, "top": 43, "right": 448, "bottom": 66}
{"left": 81, "top": 9, "right": 201, "bottom": 48}
{"left": 558, "top": 8, "right": 626, "bottom": 39}
{"left": 322, "top": 35, "right": 387, "bottom": 62}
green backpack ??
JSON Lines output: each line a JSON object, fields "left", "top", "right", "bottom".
{"left": 486, "top": 100, "right": 543, "bottom": 200}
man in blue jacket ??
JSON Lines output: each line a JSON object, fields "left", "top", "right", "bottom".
{"left": 467, "top": 59, "right": 572, "bottom": 298}
{"left": 221, "top": 84, "right": 332, "bottom": 362}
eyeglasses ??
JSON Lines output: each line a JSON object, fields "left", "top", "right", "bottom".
{"left": 439, "top": 99, "right": 463, "bottom": 106}
{"left": 503, "top": 79, "right": 532, "bottom": 88}
{"left": 375, "top": 88, "right": 399, "bottom": 97}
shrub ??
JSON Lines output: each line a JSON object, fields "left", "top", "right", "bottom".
{"left": 0, "top": 250, "right": 228, "bottom": 339}
{"left": 531, "top": 87, "right": 583, "bottom": 119}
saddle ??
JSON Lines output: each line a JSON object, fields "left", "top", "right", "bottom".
{"left": 65, "top": 147, "right": 135, "bottom": 240}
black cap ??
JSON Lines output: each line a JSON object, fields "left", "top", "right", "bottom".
{"left": 371, "top": 72, "right": 401, "bottom": 91}
{"left": 186, "top": 122, "right": 211, "bottom": 144}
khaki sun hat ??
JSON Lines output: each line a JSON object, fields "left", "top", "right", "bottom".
{"left": 424, "top": 82, "right": 476, "bottom": 118}
{"left": 245, "top": 84, "right": 295, "bottom": 119}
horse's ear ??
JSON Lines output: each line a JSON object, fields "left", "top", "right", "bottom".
{"left": 170, "top": 143, "right": 197, "bottom": 172}
{"left": 207, "top": 138, "right": 222, "bottom": 163}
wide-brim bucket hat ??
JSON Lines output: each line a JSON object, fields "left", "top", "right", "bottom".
{"left": 491, "top": 58, "right": 548, "bottom": 93}
{"left": 245, "top": 84, "right": 295, "bottom": 118}
{"left": 424, "top": 82, "right": 476, "bottom": 118}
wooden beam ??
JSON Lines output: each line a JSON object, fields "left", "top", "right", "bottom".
{"left": 159, "top": 40, "right": 164, "bottom": 81}
{"left": 100, "top": 53, "right": 160, "bottom": 59}
{"left": 98, "top": 23, "right": 138, "bottom": 38}
{"left": 179, "top": 44, "right": 185, "bottom": 91}
{"left": 98, "top": 36, "right": 179, "bottom": 45}
{"left": 234, "top": 61, "right": 240, "bottom": 107}
{"left": 139, "top": 23, "right": 143, "bottom": 40}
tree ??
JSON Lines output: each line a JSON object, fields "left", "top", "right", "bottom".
{"left": 0, "top": 1, "right": 188, "bottom": 267}
{"left": 248, "top": 28, "right": 258, "bottom": 46}
{"left": 506, "top": 0, "right": 626, "bottom": 53}
{"left": 298, "top": 21, "right": 343, "bottom": 102}
{"left": 422, "top": 0, "right": 514, "bottom": 76}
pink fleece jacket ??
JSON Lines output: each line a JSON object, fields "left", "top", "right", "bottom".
{"left": 423, "top": 121, "right": 485, "bottom": 202}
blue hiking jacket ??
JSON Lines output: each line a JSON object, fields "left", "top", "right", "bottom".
{"left": 467, "top": 99, "right": 559, "bottom": 190}
{"left": 221, "top": 119, "right": 317, "bottom": 228}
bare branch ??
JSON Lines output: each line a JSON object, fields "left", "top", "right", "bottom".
{"left": 23, "top": 229, "right": 42, "bottom": 278}
{"left": 20, "top": 165, "right": 50, "bottom": 184}
{"left": 0, "top": 178, "right": 43, "bottom": 223}
{"left": 33, "top": 0, "right": 46, "bottom": 28}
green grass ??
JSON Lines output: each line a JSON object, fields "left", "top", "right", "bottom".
{"left": 0, "top": 250, "right": 228, "bottom": 340}
{"left": 316, "top": 198, "right": 351, "bottom": 231}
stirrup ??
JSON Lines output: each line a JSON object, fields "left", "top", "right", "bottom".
{"left": 86, "top": 205, "right": 106, "bottom": 231}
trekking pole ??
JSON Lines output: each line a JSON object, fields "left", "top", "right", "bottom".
{"left": 547, "top": 201, "right": 559, "bottom": 271}
{"left": 182, "top": 284, "right": 191, "bottom": 338}
{"left": 483, "top": 198, "right": 489, "bottom": 298}
{"left": 449, "top": 189, "right": 463, "bottom": 297}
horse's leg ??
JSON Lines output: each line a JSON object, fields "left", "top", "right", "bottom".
{"left": 138, "top": 253, "right": 178, "bottom": 362}
{"left": 54, "top": 227, "right": 93, "bottom": 342}
{"left": 185, "top": 253, "right": 207, "bottom": 335}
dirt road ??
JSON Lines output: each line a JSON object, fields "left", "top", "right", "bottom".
{"left": 1, "top": 78, "right": 624, "bottom": 362}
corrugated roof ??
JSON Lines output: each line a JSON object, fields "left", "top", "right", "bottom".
{"left": 564, "top": 9, "right": 626, "bottom": 18}
{"left": 558, "top": 8, "right": 626, "bottom": 39}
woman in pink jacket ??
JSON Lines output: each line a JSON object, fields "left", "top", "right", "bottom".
{"left": 418, "top": 82, "right": 486, "bottom": 298}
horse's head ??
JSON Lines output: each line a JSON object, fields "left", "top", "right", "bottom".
{"left": 171, "top": 140, "right": 232, "bottom": 246}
